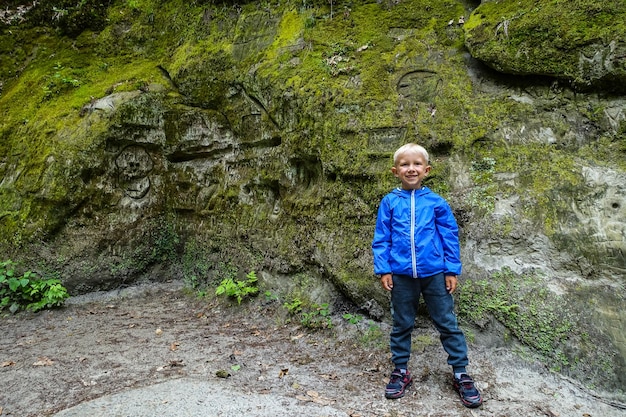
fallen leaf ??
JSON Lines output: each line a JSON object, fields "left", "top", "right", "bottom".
{"left": 215, "top": 369, "right": 230, "bottom": 378}
{"left": 33, "top": 357, "right": 54, "bottom": 366}
{"left": 157, "top": 359, "right": 185, "bottom": 371}
{"left": 296, "top": 390, "right": 334, "bottom": 405}
{"left": 278, "top": 368, "right": 289, "bottom": 378}
{"left": 290, "top": 333, "right": 305, "bottom": 341}
{"left": 170, "top": 342, "right": 179, "bottom": 351}
{"left": 311, "top": 396, "right": 334, "bottom": 405}
{"left": 1, "top": 361, "right": 15, "bottom": 367}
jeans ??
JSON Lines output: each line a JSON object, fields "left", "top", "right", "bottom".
{"left": 390, "top": 273, "right": 469, "bottom": 373}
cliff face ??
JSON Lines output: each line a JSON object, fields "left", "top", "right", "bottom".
{"left": 0, "top": 0, "right": 624, "bottom": 398}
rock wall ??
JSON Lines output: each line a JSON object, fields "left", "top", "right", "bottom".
{"left": 0, "top": 0, "right": 624, "bottom": 399}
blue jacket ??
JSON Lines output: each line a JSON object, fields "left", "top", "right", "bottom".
{"left": 372, "top": 186, "right": 462, "bottom": 278}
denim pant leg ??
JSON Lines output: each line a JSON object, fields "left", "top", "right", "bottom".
{"left": 421, "top": 273, "right": 469, "bottom": 372}
{"left": 390, "top": 274, "right": 421, "bottom": 369}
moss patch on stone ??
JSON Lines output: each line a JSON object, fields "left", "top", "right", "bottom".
{"left": 464, "top": 0, "right": 626, "bottom": 90}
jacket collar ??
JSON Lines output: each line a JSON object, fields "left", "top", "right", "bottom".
{"left": 392, "top": 186, "right": 431, "bottom": 197}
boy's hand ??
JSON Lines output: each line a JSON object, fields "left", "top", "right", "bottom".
{"left": 445, "top": 275, "right": 458, "bottom": 294}
{"left": 380, "top": 273, "right": 393, "bottom": 291}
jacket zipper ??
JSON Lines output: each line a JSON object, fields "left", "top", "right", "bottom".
{"left": 410, "top": 189, "right": 417, "bottom": 278}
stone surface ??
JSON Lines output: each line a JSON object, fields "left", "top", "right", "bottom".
{"left": 464, "top": 0, "right": 626, "bottom": 91}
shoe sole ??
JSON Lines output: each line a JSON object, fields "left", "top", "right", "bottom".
{"left": 460, "top": 399, "right": 483, "bottom": 408}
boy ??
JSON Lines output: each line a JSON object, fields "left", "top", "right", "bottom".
{"left": 371, "top": 143, "right": 482, "bottom": 408}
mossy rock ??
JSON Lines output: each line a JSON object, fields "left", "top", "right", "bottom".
{"left": 464, "top": 0, "right": 626, "bottom": 91}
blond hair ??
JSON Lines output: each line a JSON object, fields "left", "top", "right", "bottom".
{"left": 393, "top": 143, "right": 429, "bottom": 165}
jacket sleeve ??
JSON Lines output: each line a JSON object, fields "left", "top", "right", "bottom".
{"left": 434, "top": 200, "right": 462, "bottom": 276}
{"left": 372, "top": 196, "right": 392, "bottom": 275}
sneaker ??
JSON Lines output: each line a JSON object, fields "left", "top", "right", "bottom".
{"left": 453, "top": 374, "right": 483, "bottom": 408}
{"left": 385, "top": 369, "right": 413, "bottom": 399}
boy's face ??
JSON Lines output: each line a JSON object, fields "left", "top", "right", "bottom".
{"left": 392, "top": 151, "right": 431, "bottom": 190}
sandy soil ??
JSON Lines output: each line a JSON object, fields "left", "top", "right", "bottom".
{"left": 1, "top": 281, "right": 625, "bottom": 417}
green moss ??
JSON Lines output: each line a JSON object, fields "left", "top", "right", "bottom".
{"left": 464, "top": 0, "right": 626, "bottom": 88}
{"left": 582, "top": 134, "right": 626, "bottom": 170}
{"left": 265, "top": 9, "right": 304, "bottom": 61}
{"left": 0, "top": 30, "right": 162, "bottom": 241}
{"left": 491, "top": 144, "right": 582, "bottom": 234}
{"left": 109, "top": 212, "right": 182, "bottom": 276}
{"left": 168, "top": 40, "right": 235, "bottom": 109}
{"left": 458, "top": 267, "right": 578, "bottom": 371}
{"left": 412, "top": 334, "right": 436, "bottom": 352}
{"left": 0, "top": 0, "right": 606, "bottom": 249}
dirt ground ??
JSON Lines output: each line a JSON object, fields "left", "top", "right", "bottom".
{"left": 1, "top": 281, "right": 625, "bottom": 417}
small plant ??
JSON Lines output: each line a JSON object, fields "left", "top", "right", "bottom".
{"left": 301, "top": 303, "right": 332, "bottom": 329}
{"left": 181, "top": 239, "right": 210, "bottom": 297}
{"left": 342, "top": 313, "right": 363, "bottom": 325}
{"left": 42, "top": 62, "right": 82, "bottom": 100}
{"left": 264, "top": 290, "right": 279, "bottom": 302}
{"left": 282, "top": 298, "right": 333, "bottom": 329}
{"left": 215, "top": 271, "right": 259, "bottom": 304}
{"left": 283, "top": 297, "right": 303, "bottom": 314}
{"left": 52, "top": 7, "right": 68, "bottom": 22}
{"left": 0, "top": 260, "right": 70, "bottom": 314}
{"left": 358, "top": 321, "right": 385, "bottom": 348}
